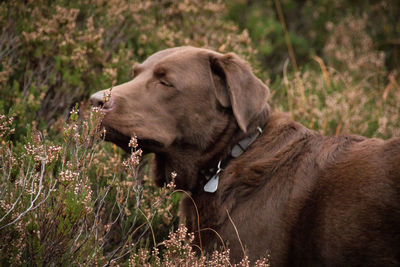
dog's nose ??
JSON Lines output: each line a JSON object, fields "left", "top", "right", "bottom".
{"left": 90, "top": 90, "right": 113, "bottom": 110}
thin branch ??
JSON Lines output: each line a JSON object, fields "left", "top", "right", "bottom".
{"left": 226, "top": 208, "right": 247, "bottom": 264}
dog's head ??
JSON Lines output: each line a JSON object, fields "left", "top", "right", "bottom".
{"left": 90, "top": 46, "right": 269, "bottom": 188}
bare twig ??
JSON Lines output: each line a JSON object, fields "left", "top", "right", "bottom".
{"left": 226, "top": 208, "right": 247, "bottom": 265}
{"left": 172, "top": 189, "right": 203, "bottom": 255}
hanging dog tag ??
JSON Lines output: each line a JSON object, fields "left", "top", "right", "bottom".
{"left": 204, "top": 174, "right": 219, "bottom": 193}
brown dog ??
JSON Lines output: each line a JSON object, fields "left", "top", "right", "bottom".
{"left": 90, "top": 46, "right": 400, "bottom": 266}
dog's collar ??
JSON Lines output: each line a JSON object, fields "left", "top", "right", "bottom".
{"left": 203, "top": 126, "right": 263, "bottom": 193}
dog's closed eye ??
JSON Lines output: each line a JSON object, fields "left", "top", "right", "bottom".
{"left": 160, "top": 80, "right": 173, "bottom": 87}
{"left": 154, "top": 67, "right": 174, "bottom": 88}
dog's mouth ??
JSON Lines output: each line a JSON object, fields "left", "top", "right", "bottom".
{"left": 101, "top": 125, "right": 168, "bottom": 187}
{"left": 101, "top": 126, "right": 130, "bottom": 152}
{"left": 101, "top": 125, "right": 164, "bottom": 153}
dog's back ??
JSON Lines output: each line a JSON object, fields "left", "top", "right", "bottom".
{"left": 189, "top": 113, "right": 400, "bottom": 265}
{"left": 289, "top": 134, "right": 400, "bottom": 266}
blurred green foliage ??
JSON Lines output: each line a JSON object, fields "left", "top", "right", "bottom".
{"left": 227, "top": 0, "right": 400, "bottom": 76}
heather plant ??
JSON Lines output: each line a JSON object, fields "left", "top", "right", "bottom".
{"left": 0, "top": 106, "right": 179, "bottom": 266}
{"left": 129, "top": 224, "right": 271, "bottom": 267}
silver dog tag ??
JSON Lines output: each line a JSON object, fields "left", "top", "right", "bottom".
{"left": 204, "top": 174, "right": 219, "bottom": 193}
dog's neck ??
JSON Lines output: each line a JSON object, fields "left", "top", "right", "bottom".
{"left": 156, "top": 110, "right": 270, "bottom": 192}
{"left": 202, "top": 125, "right": 264, "bottom": 193}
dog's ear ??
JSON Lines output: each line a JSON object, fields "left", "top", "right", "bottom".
{"left": 209, "top": 52, "right": 269, "bottom": 132}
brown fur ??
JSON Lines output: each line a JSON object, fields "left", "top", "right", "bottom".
{"left": 90, "top": 46, "right": 400, "bottom": 266}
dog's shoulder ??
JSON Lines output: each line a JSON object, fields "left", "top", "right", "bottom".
{"left": 218, "top": 112, "right": 397, "bottom": 203}
{"left": 217, "top": 113, "right": 319, "bottom": 202}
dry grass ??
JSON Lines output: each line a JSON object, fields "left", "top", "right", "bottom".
{"left": 271, "top": 13, "right": 400, "bottom": 139}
